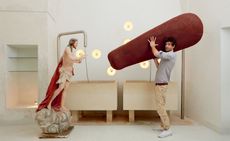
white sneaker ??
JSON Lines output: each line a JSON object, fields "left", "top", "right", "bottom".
{"left": 158, "top": 129, "right": 173, "bottom": 138}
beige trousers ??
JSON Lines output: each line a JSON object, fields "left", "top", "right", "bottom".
{"left": 154, "top": 85, "right": 170, "bottom": 130}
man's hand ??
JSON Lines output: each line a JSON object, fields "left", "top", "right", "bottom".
{"left": 148, "top": 36, "right": 159, "bottom": 57}
{"left": 148, "top": 36, "right": 158, "bottom": 48}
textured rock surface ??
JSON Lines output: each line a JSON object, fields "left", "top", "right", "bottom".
{"left": 35, "top": 109, "right": 72, "bottom": 133}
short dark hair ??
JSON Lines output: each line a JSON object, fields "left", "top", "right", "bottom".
{"left": 68, "top": 38, "right": 78, "bottom": 46}
{"left": 164, "top": 37, "right": 176, "bottom": 46}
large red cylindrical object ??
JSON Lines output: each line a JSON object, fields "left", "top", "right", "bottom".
{"left": 108, "top": 13, "right": 203, "bottom": 70}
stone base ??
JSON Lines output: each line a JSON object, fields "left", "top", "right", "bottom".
{"left": 39, "top": 126, "right": 74, "bottom": 138}
{"left": 35, "top": 108, "right": 72, "bottom": 134}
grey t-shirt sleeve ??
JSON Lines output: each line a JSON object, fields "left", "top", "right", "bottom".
{"left": 156, "top": 51, "right": 175, "bottom": 60}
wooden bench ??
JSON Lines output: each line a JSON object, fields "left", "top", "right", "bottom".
{"left": 65, "top": 81, "right": 117, "bottom": 123}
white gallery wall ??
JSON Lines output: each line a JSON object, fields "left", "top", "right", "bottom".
{"left": 180, "top": 0, "right": 230, "bottom": 133}
{"left": 4, "top": 0, "right": 230, "bottom": 131}
{"left": 221, "top": 27, "right": 230, "bottom": 133}
{"left": 0, "top": 0, "right": 186, "bottom": 122}
{"left": 56, "top": 0, "right": 182, "bottom": 112}
{"left": 56, "top": 0, "right": 182, "bottom": 82}
{"left": 0, "top": 0, "right": 59, "bottom": 122}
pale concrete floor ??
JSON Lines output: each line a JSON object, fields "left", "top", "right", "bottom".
{"left": 0, "top": 117, "right": 229, "bottom": 141}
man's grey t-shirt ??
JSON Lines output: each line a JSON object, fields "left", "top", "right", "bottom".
{"left": 155, "top": 51, "right": 176, "bottom": 83}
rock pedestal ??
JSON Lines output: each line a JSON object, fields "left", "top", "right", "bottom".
{"left": 35, "top": 109, "right": 72, "bottom": 134}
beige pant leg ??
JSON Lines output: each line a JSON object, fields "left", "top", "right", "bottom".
{"left": 155, "top": 85, "right": 170, "bottom": 130}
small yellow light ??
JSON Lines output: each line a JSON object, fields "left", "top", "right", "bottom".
{"left": 107, "top": 66, "right": 116, "bottom": 76}
{"left": 124, "top": 21, "right": 133, "bottom": 31}
{"left": 92, "top": 49, "right": 102, "bottom": 59}
{"left": 157, "top": 59, "right": 161, "bottom": 63}
{"left": 123, "top": 38, "right": 131, "bottom": 44}
{"left": 140, "top": 61, "right": 150, "bottom": 69}
{"left": 76, "top": 49, "right": 85, "bottom": 58}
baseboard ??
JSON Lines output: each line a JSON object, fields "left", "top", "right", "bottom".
{"left": 220, "top": 127, "right": 230, "bottom": 134}
{"left": 201, "top": 120, "right": 222, "bottom": 133}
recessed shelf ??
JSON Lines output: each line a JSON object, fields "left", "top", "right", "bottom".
{"left": 8, "top": 57, "right": 37, "bottom": 59}
{"left": 8, "top": 104, "right": 38, "bottom": 109}
{"left": 6, "top": 44, "right": 38, "bottom": 109}
{"left": 8, "top": 71, "right": 38, "bottom": 72}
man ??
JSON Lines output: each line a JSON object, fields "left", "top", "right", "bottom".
{"left": 36, "top": 38, "right": 85, "bottom": 112}
{"left": 148, "top": 36, "right": 176, "bottom": 138}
